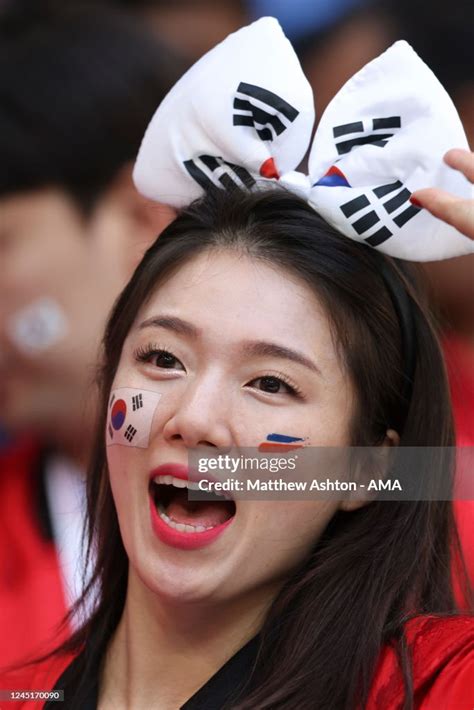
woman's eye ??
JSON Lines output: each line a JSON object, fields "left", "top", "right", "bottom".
{"left": 249, "top": 376, "right": 294, "bottom": 395}
{"left": 151, "top": 350, "right": 184, "bottom": 369}
{"left": 135, "top": 346, "right": 185, "bottom": 371}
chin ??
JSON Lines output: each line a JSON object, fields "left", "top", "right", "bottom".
{"left": 138, "top": 563, "right": 230, "bottom": 605}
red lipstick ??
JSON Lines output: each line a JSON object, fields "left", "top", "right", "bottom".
{"left": 149, "top": 463, "right": 235, "bottom": 551}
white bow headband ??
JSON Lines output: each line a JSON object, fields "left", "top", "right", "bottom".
{"left": 133, "top": 17, "right": 473, "bottom": 262}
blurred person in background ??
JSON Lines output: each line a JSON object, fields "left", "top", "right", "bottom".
{"left": 105, "top": 0, "right": 248, "bottom": 62}
{"left": 0, "top": 3, "right": 182, "bottom": 666}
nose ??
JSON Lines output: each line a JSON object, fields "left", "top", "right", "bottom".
{"left": 162, "top": 373, "right": 233, "bottom": 450}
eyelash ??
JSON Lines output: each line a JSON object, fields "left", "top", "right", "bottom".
{"left": 133, "top": 343, "right": 304, "bottom": 398}
{"left": 250, "top": 372, "right": 304, "bottom": 399}
{"left": 134, "top": 344, "right": 183, "bottom": 369}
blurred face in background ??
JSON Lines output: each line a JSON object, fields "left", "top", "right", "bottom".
{"left": 0, "top": 182, "right": 172, "bottom": 448}
{"left": 136, "top": 0, "right": 246, "bottom": 61}
{"left": 0, "top": 4, "right": 185, "bottom": 451}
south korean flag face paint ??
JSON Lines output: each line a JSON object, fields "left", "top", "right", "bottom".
{"left": 106, "top": 387, "right": 161, "bottom": 448}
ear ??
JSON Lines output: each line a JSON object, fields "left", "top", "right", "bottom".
{"left": 338, "top": 428, "right": 400, "bottom": 512}
{"left": 88, "top": 163, "right": 177, "bottom": 280}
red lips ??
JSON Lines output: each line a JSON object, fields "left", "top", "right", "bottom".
{"left": 149, "top": 462, "right": 236, "bottom": 551}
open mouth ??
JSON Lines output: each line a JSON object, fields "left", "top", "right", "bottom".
{"left": 149, "top": 476, "right": 236, "bottom": 534}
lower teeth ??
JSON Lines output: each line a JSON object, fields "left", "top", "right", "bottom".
{"left": 157, "top": 503, "right": 215, "bottom": 534}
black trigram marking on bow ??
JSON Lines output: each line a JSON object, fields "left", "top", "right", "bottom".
{"left": 233, "top": 82, "right": 299, "bottom": 142}
{"left": 108, "top": 423, "right": 113, "bottom": 439}
{"left": 132, "top": 394, "right": 143, "bottom": 411}
{"left": 109, "top": 393, "right": 115, "bottom": 409}
{"left": 125, "top": 424, "right": 137, "bottom": 442}
{"left": 340, "top": 180, "right": 421, "bottom": 246}
{"left": 333, "top": 116, "right": 401, "bottom": 155}
{"left": 184, "top": 155, "right": 255, "bottom": 191}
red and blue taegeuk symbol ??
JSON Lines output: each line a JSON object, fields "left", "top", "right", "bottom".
{"left": 111, "top": 399, "right": 127, "bottom": 431}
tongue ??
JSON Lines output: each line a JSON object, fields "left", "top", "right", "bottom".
{"left": 165, "top": 488, "right": 233, "bottom": 527}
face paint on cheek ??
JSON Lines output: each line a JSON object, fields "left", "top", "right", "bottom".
{"left": 6, "top": 297, "right": 68, "bottom": 356}
{"left": 258, "top": 432, "right": 308, "bottom": 453}
{"left": 106, "top": 387, "right": 161, "bottom": 448}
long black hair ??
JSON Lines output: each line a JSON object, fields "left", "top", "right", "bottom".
{"left": 49, "top": 187, "right": 470, "bottom": 708}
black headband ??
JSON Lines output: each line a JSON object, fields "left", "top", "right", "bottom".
{"left": 379, "top": 261, "right": 417, "bottom": 434}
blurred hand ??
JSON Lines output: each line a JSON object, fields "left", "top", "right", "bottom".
{"left": 410, "top": 149, "right": 474, "bottom": 240}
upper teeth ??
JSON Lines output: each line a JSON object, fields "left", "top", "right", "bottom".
{"left": 153, "top": 475, "right": 201, "bottom": 490}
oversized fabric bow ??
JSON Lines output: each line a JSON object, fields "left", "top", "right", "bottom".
{"left": 133, "top": 17, "right": 473, "bottom": 261}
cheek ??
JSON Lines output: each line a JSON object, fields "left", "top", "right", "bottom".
{"left": 257, "top": 500, "right": 336, "bottom": 536}
{"left": 226, "top": 502, "right": 329, "bottom": 597}
{"left": 107, "top": 444, "right": 149, "bottom": 540}
{"left": 306, "top": 391, "right": 354, "bottom": 446}
{"left": 105, "top": 386, "right": 166, "bottom": 528}
{"left": 106, "top": 385, "right": 163, "bottom": 447}
{"left": 107, "top": 445, "right": 138, "bottom": 498}
{"left": 226, "top": 402, "right": 312, "bottom": 449}
{"left": 246, "top": 387, "right": 354, "bottom": 450}
{"left": 257, "top": 431, "right": 309, "bottom": 452}
{"left": 248, "top": 501, "right": 337, "bottom": 570}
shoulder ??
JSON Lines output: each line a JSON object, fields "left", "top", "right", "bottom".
{"left": 368, "top": 615, "right": 474, "bottom": 710}
{"left": 0, "top": 652, "right": 76, "bottom": 710}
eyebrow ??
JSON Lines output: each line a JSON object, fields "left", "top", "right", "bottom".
{"left": 242, "top": 340, "right": 322, "bottom": 376}
{"left": 138, "top": 315, "right": 200, "bottom": 337}
{"left": 137, "top": 315, "right": 322, "bottom": 376}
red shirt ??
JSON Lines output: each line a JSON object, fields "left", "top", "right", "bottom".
{"left": 443, "top": 335, "right": 474, "bottom": 596}
{"left": 1, "top": 616, "right": 473, "bottom": 709}
{"left": 368, "top": 615, "right": 474, "bottom": 709}
{"left": 0, "top": 438, "right": 69, "bottom": 668}
{"left": 443, "top": 335, "right": 474, "bottom": 447}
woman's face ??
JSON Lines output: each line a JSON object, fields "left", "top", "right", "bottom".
{"left": 107, "top": 250, "right": 355, "bottom": 606}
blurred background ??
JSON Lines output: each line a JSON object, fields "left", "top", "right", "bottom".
{"left": 0, "top": 0, "right": 472, "bottom": 668}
